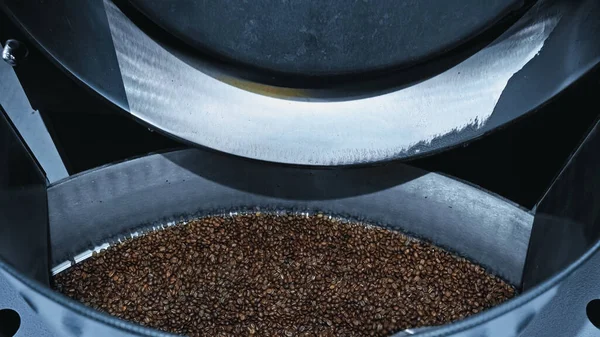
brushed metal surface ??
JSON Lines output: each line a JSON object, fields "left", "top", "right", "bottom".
{"left": 104, "top": 0, "right": 557, "bottom": 165}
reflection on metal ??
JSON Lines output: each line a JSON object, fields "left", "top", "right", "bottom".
{"left": 524, "top": 118, "right": 600, "bottom": 289}
{"left": 1, "top": 39, "right": 28, "bottom": 66}
{"left": 104, "top": 0, "right": 558, "bottom": 165}
{"left": 0, "top": 58, "right": 68, "bottom": 182}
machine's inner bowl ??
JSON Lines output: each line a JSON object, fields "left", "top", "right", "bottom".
{"left": 52, "top": 212, "right": 516, "bottom": 336}
{"left": 40, "top": 149, "right": 533, "bottom": 336}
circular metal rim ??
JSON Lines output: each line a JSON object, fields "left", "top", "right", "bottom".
{"left": 3, "top": 237, "right": 598, "bottom": 337}
{"left": 0, "top": 148, "right": 597, "bottom": 337}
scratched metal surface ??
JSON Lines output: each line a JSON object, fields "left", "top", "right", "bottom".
{"left": 104, "top": 0, "right": 558, "bottom": 165}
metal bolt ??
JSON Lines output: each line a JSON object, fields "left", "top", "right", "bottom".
{"left": 2, "top": 39, "right": 28, "bottom": 66}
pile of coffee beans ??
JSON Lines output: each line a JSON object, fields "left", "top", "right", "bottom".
{"left": 53, "top": 213, "right": 515, "bottom": 336}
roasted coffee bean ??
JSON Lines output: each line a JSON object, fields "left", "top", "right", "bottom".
{"left": 53, "top": 213, "right": 515, "bottom": 336}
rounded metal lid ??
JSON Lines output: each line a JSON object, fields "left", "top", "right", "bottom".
{"left": 127, "top": 0, "right": 522, "bottom": 77}
{"left": 2, "top": 0, "right": 599, "bottom": 165}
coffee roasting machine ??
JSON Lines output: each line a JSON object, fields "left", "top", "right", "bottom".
{"left": 1, "top": 0, "right": 600, "bottom": 336}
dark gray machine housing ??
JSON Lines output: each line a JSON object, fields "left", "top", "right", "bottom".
{"left": 1, "top": 0, "right": 600, "bottom": 336}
